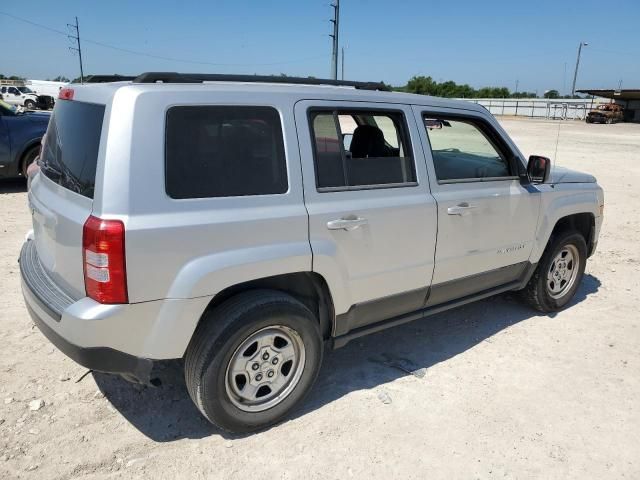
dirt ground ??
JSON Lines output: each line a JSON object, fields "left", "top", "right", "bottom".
{"left": 1, "top": 118, "right": 639, "bottom": 479}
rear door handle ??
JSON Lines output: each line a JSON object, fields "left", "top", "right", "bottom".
{"left": 447, "top": 203, "right": 477, "bottom": 216}
{"left": 327, "top": 216, "right": 368, "bottom": 231}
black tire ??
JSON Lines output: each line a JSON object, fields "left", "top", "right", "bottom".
{"left": 521, "top": 230, "right": 587, "bottom": 313}
{"left": 21, "top": 146, "right": 39, "bottom": 177}
{"left": 184, "top": 289, "right": 323, "bottom": 433}
{"left": 24, "top": 99, "right": 36, "bottom": 110}
{"left": 585, "top": 117, "right": 592, "bottom": 124}
{"left": 606, "top": 117, "right": 613, "bottom": 124}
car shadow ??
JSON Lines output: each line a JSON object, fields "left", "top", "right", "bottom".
{"left": 94, "top": 274, "right": 601, "bottom": 441}
{"left": 0, "top": 178, "right": 27, "bottom": 194}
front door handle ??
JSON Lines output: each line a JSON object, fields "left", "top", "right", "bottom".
{"left": 447, "top": 202, "right": 477, "bottom": 216}
{"left": 327, "top": 216, "right": 368, "bottom": 231}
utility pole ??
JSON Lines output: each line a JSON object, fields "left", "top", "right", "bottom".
{"left": 341, "top": 47, "right": 345, "bottom": 80}
{"left": 515, "top": 79, "right": 519, "bottom": 95}
{"left": 571, "top": 41, "right": 588, "bottom": 97}
{"left": 329, "top": 0, "right": 340, "bottom": 80}
{"left": 68, "top": 16, "right": 84, "bottom": 84}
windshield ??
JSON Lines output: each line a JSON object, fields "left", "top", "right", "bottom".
{"left": 0, "top": 99, "right": 18, "bottom": 115}
{"left": 18, "top": 86, "right": 35, "bottom": 94}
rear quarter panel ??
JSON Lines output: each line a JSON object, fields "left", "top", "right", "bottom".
{"left": 92, "top": 88, "right": 312, "bottom": 303}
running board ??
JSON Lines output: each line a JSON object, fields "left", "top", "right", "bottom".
{"left": 332, "top": 280, "right": 522, "bottom": 349}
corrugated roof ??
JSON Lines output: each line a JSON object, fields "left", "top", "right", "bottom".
{"left": 577, "top": 89, "right": 640, "bottom": 100}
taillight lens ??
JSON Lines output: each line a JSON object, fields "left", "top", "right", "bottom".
{"left": 58, "top": 88, "right": 74, "bottom": 100}
{"left": 82, "top": 215, "right": 128, "bottom": 304}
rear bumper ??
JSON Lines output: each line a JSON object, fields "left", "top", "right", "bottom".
{"left": 19, "top": 240, "right": 212, "bottom": 374}
{"left": 23, "top": 288, "right": 154, "bottom": 384}
{"left": 20, "top": 240, "right": 154, "bottom": 383}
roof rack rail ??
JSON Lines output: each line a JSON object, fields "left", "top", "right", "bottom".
{"left": 80, "top": 74, "right": 137, "bottom": 83}
{"left": 132, "top": 72, "right": 390, "bottom": 91}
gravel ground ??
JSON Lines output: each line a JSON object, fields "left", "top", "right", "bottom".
{"left": 0, "top": 118, "right": 639, "bottom": 479}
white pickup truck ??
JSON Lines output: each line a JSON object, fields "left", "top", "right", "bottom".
{"left": 20, "top": 73, "right": 604, "bottom": 433}
{"left": 0, "top": 85, "right": 39, "bottom": 109}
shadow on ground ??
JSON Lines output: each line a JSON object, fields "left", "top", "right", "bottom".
{"left": 95, "top": 274, "right": 601, "bottom": 441}
{"left": 0, "top": 179, "right": 27, "bottom": 194}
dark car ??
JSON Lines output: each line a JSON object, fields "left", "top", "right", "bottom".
{"left": 0, "top": 99, "right": 50, "bottom": 178}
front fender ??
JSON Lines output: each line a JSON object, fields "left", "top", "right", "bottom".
{"left": 529, "top": 184, "right": 601, "bottom": 262}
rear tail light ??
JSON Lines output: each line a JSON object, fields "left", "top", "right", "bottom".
{"left": 82, "top": 215, "right": 128, "bottom": 304}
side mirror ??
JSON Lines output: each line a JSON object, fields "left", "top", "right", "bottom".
{"left": 527, "top": 155, "right": 551, "bottom": 183}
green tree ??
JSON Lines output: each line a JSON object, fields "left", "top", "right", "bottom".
{"left": 401, "top": 76, "right": 514, "bottom": 99}
{"left": 52, "top": 76, "right": 71, "bottom": 82}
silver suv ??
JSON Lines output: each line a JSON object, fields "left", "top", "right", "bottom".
{"left": 20, "top": 73, "right": 604, "bottom": 433}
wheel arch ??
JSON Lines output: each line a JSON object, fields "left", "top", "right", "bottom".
{"left": 537, "top": 212, "right": 596, "bottom": 261}
{"left": 198, "top": 272, "right": 335, "bottom": 341}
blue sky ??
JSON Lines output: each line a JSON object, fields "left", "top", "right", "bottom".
{"left": 2, "top": 0, "right": 638, "bottom": 94}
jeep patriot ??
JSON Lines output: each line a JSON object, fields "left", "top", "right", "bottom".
{"left": 20, "top": 73, "right": 604, "bottom": 432}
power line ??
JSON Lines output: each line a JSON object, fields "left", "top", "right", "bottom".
{"left": 0, "top": 10, "right": 327, "bottom": 68}
{"left": 329, "top": 1, "right": 340, "bottom": 80}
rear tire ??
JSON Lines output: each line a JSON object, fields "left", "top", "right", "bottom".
{"left": 20, "top": 146, "right": 39, "bottom": 177}
{"left": 24, "top": 99, "right": 36, "bottom": 110}
{"left": 184, "top": 290, "right": 323, "bottom": 433}
{"left": 521, "top": 230, "right": 587, "bottom": 313}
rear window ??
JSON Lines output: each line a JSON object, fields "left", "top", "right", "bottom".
{"left": 40, "top": 100, "right": 105, "bottom": 198}
{"left": 165, "top": 106, "right": 287, "bottom": 199}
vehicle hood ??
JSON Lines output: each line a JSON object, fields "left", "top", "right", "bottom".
{"left": 550, "top": 166, "right": 596, "bottom": 184}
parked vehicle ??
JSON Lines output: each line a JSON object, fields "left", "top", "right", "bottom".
{"left": 0, "top": 99, "right": 49, "bottom": 178}
{"left": 20, "top": 73, "right": 604, "bottom": 433}
{"left": 586, "top": 103, "right": 624, "bottom": 124}
{"left": 25, "top": 79, "right": 67, "bottom": 98}
{"left": 35, "top": 95, "right": 55, "bottom": 110}
{"left": 0, "top": 85, "right": 39, "bottom": 110}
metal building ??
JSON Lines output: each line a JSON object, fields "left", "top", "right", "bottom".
{"left": 578, "top": 89, "right": 640, "bottom": 122}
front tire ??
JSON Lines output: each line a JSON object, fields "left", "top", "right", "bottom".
{"left": 184, "top": 290, "right": 323, "bottom": 433}
{"left": 24, "top": 99, "right": 36, "bottom": 110}
{"left": 521, "top": 230, "right": 587, "bottom": 312}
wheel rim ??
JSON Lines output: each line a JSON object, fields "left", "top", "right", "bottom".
{"left": 547, "top": 244, "right": 580, "bottom": 299}
{"left": 225, "top": 325, "right": 305, "bottom": 412}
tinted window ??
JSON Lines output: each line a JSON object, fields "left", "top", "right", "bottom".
{"left": 165, "top": 106, "right": 287, "bottom": 199}
{"left": 423, "top": 117, "right": 511, "bottom": 181}
{"left": 40, "top": 100, "right": 105, "bottom": 198}
{"left": 310, "top": 110, "right": 415, "bottom": 190}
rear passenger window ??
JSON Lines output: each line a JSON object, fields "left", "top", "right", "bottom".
{"left": 165, "top": 106, "right": 287, "bottom": 199}
{"left": 310, "top": 110, "right": 416, "bottom": 190}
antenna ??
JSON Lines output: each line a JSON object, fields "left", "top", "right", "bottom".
{"left": 552, "top": 117, "right": 562, "bottom": 178}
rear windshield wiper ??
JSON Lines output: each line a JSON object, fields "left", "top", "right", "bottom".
{"left": 38, "top": 161, "right": 63, "bottom": 181}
